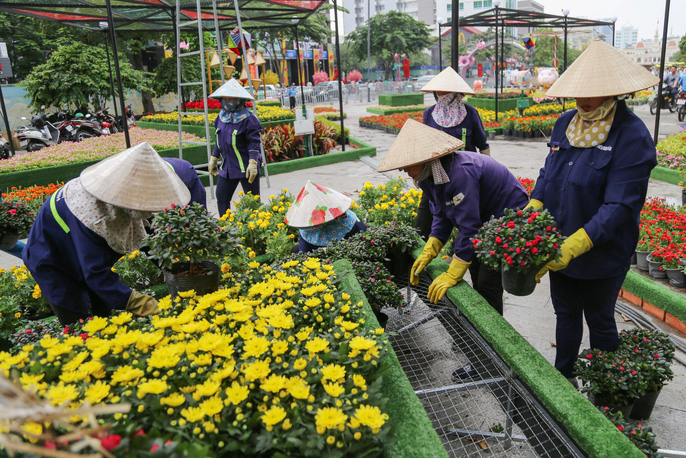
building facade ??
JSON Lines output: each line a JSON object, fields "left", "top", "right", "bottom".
{"left": 615, "top": 25, "right": 639, "bottom": 49}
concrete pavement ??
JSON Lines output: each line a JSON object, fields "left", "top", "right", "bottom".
{"left": 1, "top": 94, "right": 684, "bottom": 452}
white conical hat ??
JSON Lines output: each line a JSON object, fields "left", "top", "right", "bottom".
{"left": 285, "top": 181, "right": 352, "bottom": 228}
{"left": 208, "top": 78, "right": 254, "bottom": 100}
{"left": 420, "top": 66, "right": 475, "bottom": 94}
{"left": 80, "top": 142, "right": 191, "bottom": 211}
{"left": 546, "top": 39, "right": 660, "bottom": 98}
{"left": 377, "top": 119, "right": 464, "bottom": 172}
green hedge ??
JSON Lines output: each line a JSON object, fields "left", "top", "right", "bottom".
{"left": 414, "top": 246, "right": 643, "bottom": 458}
{"left": 623, "top": 270, "right": 686, "bottom": 322}
{"left": 333, "top": 259, "right": 448, "bottom": 458}
{"left": 463, "top": 96, "right": 533, "bottom": 112}
{"left": 378, "top": 94, "right": 425, "bottom": 107}
{"left": 650, "top": 166, "right": 681, "bottom": 186}
{"left": 366, "top": 106, "right": 427, "bottom": 115}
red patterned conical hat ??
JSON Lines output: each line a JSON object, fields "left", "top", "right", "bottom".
{"left": 285, "top": 180, "right": 352, "bottom": 228}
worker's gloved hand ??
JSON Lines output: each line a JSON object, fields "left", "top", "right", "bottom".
{"left": 246, "top": 159, "right": 259, "bottom": 184}
{"left": 523, "top": 199, "right": 544, "bottom": 211}
{"left": 125, "top": 290, "right": 159, "bottom": 316}
{"left": 209, "top": 156, "right": 220, "bottom": 176}
{"left": 427, "top": 257, "right": 471, "bottom": 304}
{"left": 535, "top": 228, "right": 593, "bottom": 282}
{"left": 410, "top": 237, "right": 444, "bottom": 286}
{"left": 480, "top": 148, "right": 491, "bottom": 156}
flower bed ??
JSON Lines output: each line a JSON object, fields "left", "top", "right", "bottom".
{"left": 144, "top": 106, "right": 294, "bottom": 126}
{"left": 359, "top": 111, "right": 423, "bottom": 133}
{"left": 0, "top": 128, "right": 204, "bottom": 177}
{"left": 2, "top": 183, "right": 64, "bottom": 214}
{"left": 365, "top": 105, "right": 429, "bottom": 115}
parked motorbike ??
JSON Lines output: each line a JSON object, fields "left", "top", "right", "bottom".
{"left": 650, "top": 83, "right": 678, "bottom": 114}
{"left": 0, "top": 131, "right": 12, "bottom": 160}
{"left": 95, "top": 107, "right": 119, "bottom": 133}
{"left": 676, "top": 89, "right": 686, "bottom": 122}
{"left": 49, "top": 111, "right": 78, "bottom": 143}
{"left": 15, "top": 114, "right": 60, "bottom": 151}
{"left": 71, "top": 113, "right": 106, "bottom": 141}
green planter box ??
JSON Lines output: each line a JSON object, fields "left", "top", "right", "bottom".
{"left": 463, "top": 96, "right": 533, "bottom": 113}
{"left": 366, "top": 106, "right": 427, "bottom": 115}
{"left": 650, "top": 165, "right": 681, "bottom": 186}
{"left": 378, "top": 93, "right": 425, "bottom": 107}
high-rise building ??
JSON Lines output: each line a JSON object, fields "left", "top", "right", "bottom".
{"left": 343, "top": 0, "right": 434, "bottom": 35}
{"left": 615, "top": 25, "right": 639, "bottom": 49}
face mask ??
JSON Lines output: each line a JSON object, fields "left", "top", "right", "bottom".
{"left": 222, "top": 100, "right": 239, "bottom": 111}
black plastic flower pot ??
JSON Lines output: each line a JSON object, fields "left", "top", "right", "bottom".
{"left": 589, "top": 394, "right": 634, "bottom": 419}
{"left": 646, "top": 254, "right": 667, "bottom": 279}
{"left": 374, "top": 310, "right": 389, "bottom": 329}
{"left": 0, "top": 231, "right": 20, "bottom": 250}
{"left": 501, "top": 263, "right": 539, "bottom": 297}
{"left": 630, "top": 251, "right": 637, "bottom": 265}
{"left": 665, "top": 268, "right": 686, "bottom": 287}
{"left": 635, "top": 250, "right": 650, "bottom": 271}
{"left": 163, "top": 260, "right": 220, "bottom": 299}
{"left": 630, "top": 389, "right": 662, "bottom": 420}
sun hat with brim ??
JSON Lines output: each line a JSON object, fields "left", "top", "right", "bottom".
{"left": 546, "top": 39, "right": 660, "bottom": 98}
{"left": 80, "top": 142, "right": 191, "bottom": 211}
{"left": 285, "top": 180, "right": 352, "bottom": 228}
{"left": 299, "top": 209, "right": 358, "bottom": 246}
{"left": 377, "top": 119, "right": 464, "bottom": 172}
{"left": 420, "top": 66, "right": 475, "bottom": 95}
{"left": 208, "top": 78, "right": 254, "bottom": 100}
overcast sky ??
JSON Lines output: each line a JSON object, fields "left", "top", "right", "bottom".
{"left": 536, "top": 0, "right": 686, "bottom": 42}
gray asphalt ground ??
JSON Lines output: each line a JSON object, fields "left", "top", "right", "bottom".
{"left": 2, "top": 94, "right": 684, "bottom": 452}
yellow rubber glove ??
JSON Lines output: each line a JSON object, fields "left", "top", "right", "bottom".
{"left": 427, "top": 257, "right": 471, "bottom": 304}
{"left": 246, "top": 159, "right": 259, "bottom": 184}
{"left": 480, "top": 148, "right": 491, "bottom": 156}
{"left": 410, "top": 237, "right": 443, "bottom": 285}
{"left": 125, "top": 290, "right": 159, "bottom": 316}
{"left": 209, "top": 156, "right": 219, "bottom": 176}
{"left": 535, "top": 228, "right": 594, "bottom": 282}
{"left": 524, "top": 199, "right": 544, "bottom": 211}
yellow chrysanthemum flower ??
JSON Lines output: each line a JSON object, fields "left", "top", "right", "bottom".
{"left": 323, "top": 382, "right": 345, "bottom": 397}
{"left": 84, "top": 380, "right": 110, "bottom": 404}
{"left": 260, "top": 374, "right": 289, "bottom": 393}
{"left": 320, "top": 364, "right": 346, "bottom": 382}
{"left": 161, "top": 392, "right": 186, "bottom": 407}
{"left": 354, "top": 405, "right": 388, "bottom": 432}
{"left": 315, "top": 407, "right": 348, "bottom": 431}
{"left": 137, "top": 380, "right": 169, "bottom": 397}
{"left": 225, "top": 381, "right": 250, "bottom": 405}
{"left": 261, "top": 405, "right": 287, "bottom": 427}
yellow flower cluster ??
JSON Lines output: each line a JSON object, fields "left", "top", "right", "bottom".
{"left": 354, "top": 177, "right": 421, "bottom": 226}
{"left": 0, "top": 259, "right": 389, "bottom": 454}
{"left": 476, "top": 107, "right": 519, "bottom": 124}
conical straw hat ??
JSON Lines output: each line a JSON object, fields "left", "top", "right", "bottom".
{"left": 80, "top": 142, "right": 191, "bottom": 211}
{"left": 546, "top": 39, "right": 660, "bottom": 98}
{"left": 377, "top": 119, "right": 464, "bottom": 172}
{"left": 420, "top": 66, "right": 475, "bottom": 94}
{"left": 209, "top": 78, "right": 254, "bottom": 100}
{"left": 285, "top": 180, "right": 353, "bottom": 228}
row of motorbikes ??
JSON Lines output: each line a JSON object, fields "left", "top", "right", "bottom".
{"left": 650, "top": 83, "right": 686, "bottom": 121}
{"left": 14, "top": 106, "right": 137, "bottom": 153}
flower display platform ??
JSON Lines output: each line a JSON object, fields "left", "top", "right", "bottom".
{"left": 378, "top": 94, "right": 424, "bottom": 107}
{"left": 463, "top": 96, "right": 534, "bottom": 113}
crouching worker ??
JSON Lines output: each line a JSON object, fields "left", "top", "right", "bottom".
{"left": 23, "top": 142, "right": 191, "bottom": 325}
{"left": 285, "top": 180, "right": 366, "bottom": 253}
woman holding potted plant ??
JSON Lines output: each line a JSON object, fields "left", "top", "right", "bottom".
{"left": 284, "top": 180, "right": 366, "bottom": 254}
{"left": 22, "top": 142, "right": 191, "bottom": 325}
{"left": 414, "top": 66, "right": 490, "bottom": 241}
{"left": 207, "top": 79, "right": 262, "bottom": 218}
{"left": 527, "top": 40, "right": 659, "bottom": 384}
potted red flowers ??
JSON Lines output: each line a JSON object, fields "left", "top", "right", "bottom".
{"left": 472, "top": 208, "right": 565, "bottom": 296}
{"left": 0, "top": 201, "right": 34, "bottom": 250}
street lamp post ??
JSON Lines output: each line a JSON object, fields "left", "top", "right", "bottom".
{"left": 367, "top": 0, "right": 371, "bottom": 102}
{"left": 494, "top": 0, "right": 500, "bottom": 122}
{"left": 451, "top": 0, "right": 459, "bottom": 68}
{"left": 611, "top": 16, "right": 617, "bottom": 47}
{"left": 562, "top": 9, "right": 569, "bottom": 73}
{"left": 437, "top": 17, "right": 443, "bottom": 71}
{"left": 292, "top": 21, "right": 306, "bottom": 105}
{"left": 99, "top": 22, "right": 119, "bottom": 122}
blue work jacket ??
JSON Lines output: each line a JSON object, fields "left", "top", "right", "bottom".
{"left": 22, "top": 186, "right": 132, "bottom": 315}
{"left": 423, "top": 104, "right": 490, "bottom": 152}
{"left": 530, "top": 100, "right": 656, "bottom": 279}
{"left": 420, "top": 152, "right": 529, "bottom": 262}
{"left": 212, "top": 114, "right": 262, "bottom": 180}
{"left": 164, "top": 157, "right": 207, "bottom": 208}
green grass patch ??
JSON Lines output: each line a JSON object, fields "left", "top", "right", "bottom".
{"left": 650, "top": 166, "right": 681, "bottom": 186}
{"left": 378, "top": 94, "right": 425, "bottom": 107}
{"left": 623, "top": 270, "right": 686, "bottom": 322}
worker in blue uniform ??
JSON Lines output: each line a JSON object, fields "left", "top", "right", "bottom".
{"left": 285, "top": 180, "right": 366, "bottom": 254}
{"left": 378, "top": 119, "right": 528, "bottom": 380}
{"left": 163, "top": 157, "right": 206, "bottom": 208}
{"left": 22, "top": 142, "right": 191, "bottom": 325}
{"left": 208, "top": 79, "right": 262, "bottom": 217}
{"left": 527, "top": 40, "right": 659, "bottom": 384}
{"left": 415, "top": 66, "right": 490, "bottom": 241}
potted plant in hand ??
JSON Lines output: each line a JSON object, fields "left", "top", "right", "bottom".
{"left": 144, "top": 203, "right": 241, "bottom": 298}
{"left": 575, "top": 348, "right": 648, "bottom": 419}
{"left": 618, "top": 329, "right": 676, "bottom": 420}
{"left": 472, "top": 208, "right": 565, "bottom": 296}
{"left": 0, "top": 201, "right": 34, "bottom": 250}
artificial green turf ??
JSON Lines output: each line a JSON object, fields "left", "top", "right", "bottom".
{"left": 650, "top": 166, "right": 681, "bottom": 186}
{"left": 378, "top": 94, "right": 425, "bottom": 107}
{"left": 623, "top": 270, "right": 686, "bottom": 322}
{"left": 333, "top": 259, "right": 449, "bottom": 458}
{"left": 412, "top": 246, "right": 643, "bottom": 458}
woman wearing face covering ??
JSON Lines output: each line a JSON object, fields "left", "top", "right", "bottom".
{"left": 208, "top": 79, "right": 263, "bottom": 217}
{"left": 526, "top": 40, "right": 659, "bottom": 384}
{"left": 414, "top": 67, "right": 490, "bottom": 241}
{"left": 22, "top": 142, "right": 191, "bottom": 325}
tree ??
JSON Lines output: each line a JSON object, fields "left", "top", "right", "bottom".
{"left": 529, "top": 31, "right": 582, "bottom": 69}
{"left": 339, "top": 42, "right": 364, "bottom": 74}
{"left": 345, "top": 11, "right": 431, "bottom": 80}
{"left": 24, "top": 43, "right": 149, "bottom": 111}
